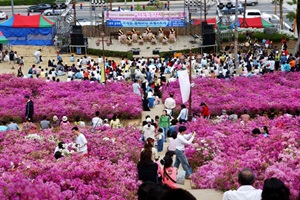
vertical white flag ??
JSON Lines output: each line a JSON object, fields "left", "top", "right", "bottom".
{"left": 177, "top": 70, "right": 190, "bottom": 103}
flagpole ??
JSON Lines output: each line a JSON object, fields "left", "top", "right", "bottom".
{"left": 188, "top": 49, "right": 192, "bottom": 121}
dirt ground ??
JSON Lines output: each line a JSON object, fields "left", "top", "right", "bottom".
{"left": 0, "top": 45, "right": 121, "bottom": 81}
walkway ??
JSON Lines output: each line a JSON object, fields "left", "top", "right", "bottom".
{"left": 140, "top": 101, "right": 223, "bottom": 199}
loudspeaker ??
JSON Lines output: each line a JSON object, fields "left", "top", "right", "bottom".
{"left": 153, "top": 50, "right": 159, "bottom": 55}
{"left": 202, "top": 33, "right": 215, "bottom": 45}
{"left": 72, "top": 26, "right": 82, "bottom": 34}
{"left": 71, "top": 34, "right": 84, "bottom": 45}
{"left": 202, "top": 24, "right": 214, "bottom": 34}
{"left": 133, "top": 50, "right": 140, "bottom": 55}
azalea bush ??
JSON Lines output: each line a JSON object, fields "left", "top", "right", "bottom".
{"left": 0, "top": 74, "right": 142, "bottom": 122}
{"left": 163, "top": 72, "right": 300, "bottom": 117}
{"left": 186, "top": 116, "right": 300, "bottom": 199}
{"left": 0, "top": 126, "right": 142, "bottom": 199}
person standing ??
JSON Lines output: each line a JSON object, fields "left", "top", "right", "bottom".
{"left": 72, "top": 126, "right": 88, "bottom": 154}
{"left": 200, "top": 102, "right": 210, "bottom": 119}
{"left": 24, "top": 95, "right": 34, "bottom": 121}
{"left": 34, "top": 49, "right": 41, "bottom": 64}
{"left": 174, "top": 126, "right": 195, "bottom": 179}
{"left": 159, "top": 110, "right": 170, "bottom": 142}
{"left": 177, "top": 104, "right": 188, "bottom": 124}
{"left": 222, "top": 168, "right": 262, "bottom": 200}
{"left": 142, "top": 118, "right": 156, "bottom": 142}
{"left": 132, "top": 79, "right": 141, "bottom": 96}
{"left": 164, "top": 93, "right": 176, "bottom": 116}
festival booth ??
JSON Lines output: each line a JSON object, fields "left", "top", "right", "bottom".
{"left": 0, "top": 31, "right": 8, "bottom": 44}
{"left": 0, "top": 14, "right": 55, "bottom": 46}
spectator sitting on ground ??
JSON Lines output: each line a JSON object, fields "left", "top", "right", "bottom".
{"left": 7, "top": 119, "right": 19, "bottom": 131}
{"left": 222, "top": 168, "right": 262, "bottom": 200}
{"left": 52, "top": 115, "right": 60, "bottom": 128}
{"left": 40, "top": 115, "right": 51, "bottom": 130}
{"left": 74, "top": 115, "right": 85, "bottom": 127}
{"left": 0, "top": 121, "right": 8, "bottom": 132}
{"left": 60, "top": 116, "right": 70, "bottom": 127}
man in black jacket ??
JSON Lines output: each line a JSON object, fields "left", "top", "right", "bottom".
{"left": 24, "top": 95, "right": 34, "bottom": 121}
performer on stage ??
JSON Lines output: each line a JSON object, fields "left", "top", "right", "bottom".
{"left": 139, "top": 35, "right": 143, "bottom": 40}
{"left": 118, "top": 28, "right": 124, "bottom": 42}
{"left": 170, "top": 28, "right": 175, "bottom": 35}
{"left": 151, "top": 35, "right": 157, "bottom": 44}
{"left": 159, "top": 27, "right": 163, "bottom": 34}
{"left": 131, "top": 28, "right": 136, "bottom": 34}
{"left": 146, "top": 26, "right": 151, "bottom": 34}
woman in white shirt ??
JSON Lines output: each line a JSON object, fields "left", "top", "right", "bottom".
{"left": 177, "top": 104, "right": 188, "bottom": 124}
{"left": 174, "top": 126, "right": 195, "bottom": 179}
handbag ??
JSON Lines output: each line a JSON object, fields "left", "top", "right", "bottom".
{"left": 176, "top": 169, "right": 186, "bottom": 185}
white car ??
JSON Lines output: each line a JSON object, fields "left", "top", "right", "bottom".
{"left": 111, "top": 7, "right": 128, "bottom": 12}
{"left": 43, "top": 8, "right": 66, "bottom": 16}
{"left": 239, "top": 9, "right": 272, "bottom": 22}
{"left": 0, "top": 11, "right": 6, "bottom": 20}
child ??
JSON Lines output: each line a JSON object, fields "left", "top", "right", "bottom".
{"left": 160, "top": 151, "right": 177, "bottom": 188}
{"left": 155, "top": 128, "right": 164, "bottom": 152}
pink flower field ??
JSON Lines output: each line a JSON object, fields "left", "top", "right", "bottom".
{"left": 0, "top": 126, "right": 142, "bottom": 199}
{"left": 163, "top": 72, "right": 300, "bottom": 116}
{"left": 185, "top": 116, "right": 300, "bottom": 199}
{"left": 0, "top": 74, "right": 142, "bottom": 122}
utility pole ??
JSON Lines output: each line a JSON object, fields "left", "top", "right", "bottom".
{"left": 203, "top": 0, "right": 206, "bottom": 22}
{"left": 188, "top": 49, "right": 193, "bottom": 121}
{"left": 73, "top": 0, "right": 76, "bottom": 25}
{"left": 11, "top": 0, "right": 14, "bottom": 15}
{"left": 234, "top": 0, "right": 239, "bottom": 72}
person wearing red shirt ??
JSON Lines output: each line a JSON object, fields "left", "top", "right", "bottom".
{"left": 200, "top": 102, "right": 210, "bottom": 119}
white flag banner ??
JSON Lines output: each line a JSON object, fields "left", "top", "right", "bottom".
{"left": 177, "top": 70, "right": 190, "bottom": 103}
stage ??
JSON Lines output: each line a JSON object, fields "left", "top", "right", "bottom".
{"left": 87, "top": 35, "right": 217, "bottom": 58}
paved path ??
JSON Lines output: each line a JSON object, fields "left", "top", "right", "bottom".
{"left": 140, "top": 100, "right": 223, "bottom": 200}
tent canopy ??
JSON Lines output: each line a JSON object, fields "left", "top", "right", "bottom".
{"left": 0, "top": 31, "right": 8, "bottom": 44}
{"left": 0, "top": 14, "right": 54, "bottom": 28}
{"left": 0, "top": 14, "right": 55, "bottom": 45}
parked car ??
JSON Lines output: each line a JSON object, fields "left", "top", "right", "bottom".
{"left": 0, "top": 11, "right": 6, "bottom": 20}
{"left": 218, "top": 2, "right": 244, "bottom": 14}
{"left": 240, "top": 0, "right": 258, "bottom": 6}
{"left": 27, "top": 4, "right": 52, "bottom": 13}
{"left": 239, "top": 9, "right": 272, "bottom": 22}
{"left": 43, "top": 8, "right": 66, "bottom": 16}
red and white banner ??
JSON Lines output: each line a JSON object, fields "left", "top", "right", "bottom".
{"left": 106, "top": 11, "right": 186, "bottom": 20}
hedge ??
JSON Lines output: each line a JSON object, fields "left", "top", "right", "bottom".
{"left": 222, "top": 32, "right": 290, "bottom": 43}
{"left": 87, "top": 48, "right": 133, "bottom": 59}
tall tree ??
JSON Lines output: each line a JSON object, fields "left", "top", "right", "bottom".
{"left": 280, "top": 0, "right": 284, "bottom": 29}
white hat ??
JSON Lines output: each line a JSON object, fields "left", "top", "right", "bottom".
{"left": 146, "top": 118, "right": 152, "bottom": 123}
{"left": 62, "top": 116, "right": 68, "bottom": 122}
{"left": 53, "top": 115, "right": 58, "bottom": 121}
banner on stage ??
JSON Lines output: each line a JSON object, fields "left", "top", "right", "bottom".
{"left": 106, "top": 20, "right": 186, "bottom": 27}
{"left": 106, "top": 11, "right": 186, "bottom": 20}
{"left": 177, "top": 70, "right": 190, "bottom": 104}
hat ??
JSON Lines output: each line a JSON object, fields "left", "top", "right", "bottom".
{"left": 104, "top": 118, "right": 108, "bottom": 123}
{"left": 24, "top": 95, "right": 29, "bottom": 99}
{"left": 146, "top": 118, "right": 152, "bottom": 123}
{"left": 62, "top": 116, "right": 68, "bottom": 122}
{"left": 53, "top": 115, "right": 58, "bottom": 121}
